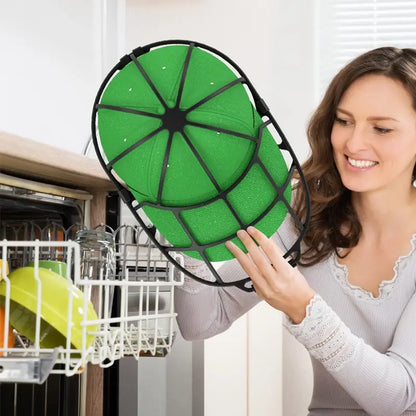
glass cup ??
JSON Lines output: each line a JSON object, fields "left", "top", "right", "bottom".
{"left": 75, "top": 230, "right": 116, "bottom": 320}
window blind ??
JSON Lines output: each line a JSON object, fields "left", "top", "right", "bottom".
{"left": 318, "top": 0, "right": 416, "bottom": 96}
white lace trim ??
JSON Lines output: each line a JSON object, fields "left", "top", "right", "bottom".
{"left": 283, "top": 294, "right": 360, "bottom": 372}
{"left": 330, "top": 233, "right": 416, "bottom": 303}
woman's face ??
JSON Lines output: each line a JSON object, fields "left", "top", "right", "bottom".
{"left": 331, "top": 74, "right": 416, "bottom": 194}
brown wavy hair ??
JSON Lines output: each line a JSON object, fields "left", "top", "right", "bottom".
{"left": 293, "top": 47, "right": 416, "bottom": 266}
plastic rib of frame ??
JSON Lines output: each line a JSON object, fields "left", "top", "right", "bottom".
{"left": 91, "top": 39, "right": 311, "bottom": 292}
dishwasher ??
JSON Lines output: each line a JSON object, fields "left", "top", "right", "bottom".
{"left": 0, "top": 171, "right": 184, "bottom": 416}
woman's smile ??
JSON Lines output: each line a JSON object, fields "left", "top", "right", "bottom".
{"left": 346, "top": 156, "right": 379, "bottom": 170}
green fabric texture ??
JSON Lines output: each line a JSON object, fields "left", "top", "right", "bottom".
{"left": 97, "top": 44, "right": 291, "bottom": 261}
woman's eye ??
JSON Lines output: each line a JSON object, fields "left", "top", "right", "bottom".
{"left": 334, "top": 116, "right": 350, "bottom": 126}
{"left": 374, "top": 126, "right": 393, "bottom": 134}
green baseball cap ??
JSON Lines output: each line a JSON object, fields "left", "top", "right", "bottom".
{"left": 94, "top": 42, "right": 294, "bottom": 264}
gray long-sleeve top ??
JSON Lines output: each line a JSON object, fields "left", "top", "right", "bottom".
{"left": 174, "top": 222, "right": 416, "bottom": 415}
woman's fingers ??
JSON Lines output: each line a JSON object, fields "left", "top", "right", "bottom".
{"left": 224, "top": 240, "right": 257, "bottom": 276}
{"left": 226, "top": 227, "right": 283, "bottom": 291}
{"left": 227, "top": 226, "right": 295, "bottom": 286}
{"left": 246, "top": 226, "right": 294, "bottom": 276}
{"left": 225, "top": 239, "right": 269, "bottom": 293}
{"left": 236, "top": 230, "right": 275, "bottom": 273}
{"left": 227, "top": 227, "right": 315, "bottom": 322}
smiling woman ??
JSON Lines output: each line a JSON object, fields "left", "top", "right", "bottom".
{"left": 175, "top": 46, "right": 416, "bottom": 416}
{"left": 331, "top": 74, "right": 416, "bottom": 195}
{"left": 298, "top": 48, "right": 416, "bottom": 266}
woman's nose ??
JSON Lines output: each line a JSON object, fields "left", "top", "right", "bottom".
{"left": 345, "top": 126, "right": 368, "bottom": 153}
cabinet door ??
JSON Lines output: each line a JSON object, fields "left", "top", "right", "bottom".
{"left": 204, "top": 302, "right": 282, "bottom": 416}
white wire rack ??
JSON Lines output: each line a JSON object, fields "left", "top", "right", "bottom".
{"left": 0, "top": 225, "right": 184, "bottom": 383}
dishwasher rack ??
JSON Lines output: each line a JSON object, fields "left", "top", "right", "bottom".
{"left": 0, "top": 223, "right": 184, "bottom": 383}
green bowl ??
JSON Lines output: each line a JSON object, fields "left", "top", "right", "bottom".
{"left": 0, "top": 267, "right": 98, "bottom": 350}
{"left": 27, "top": 260, "right": 67, "bottom": 278}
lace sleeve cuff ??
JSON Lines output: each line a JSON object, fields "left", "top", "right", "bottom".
{"left": 283, "top": 294, "right": 360, "bottom": 372}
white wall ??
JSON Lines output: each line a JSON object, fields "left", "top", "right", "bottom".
{"left": 0, "top": 0, "right": 105, "bottom": 155}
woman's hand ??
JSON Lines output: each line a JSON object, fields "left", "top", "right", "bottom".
{"left": 225, "top": 226, "right": 315, "bottom": 324}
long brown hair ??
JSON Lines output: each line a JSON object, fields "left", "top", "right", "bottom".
{"left": 294, "top": 47, "right": 416, "bottom": 266}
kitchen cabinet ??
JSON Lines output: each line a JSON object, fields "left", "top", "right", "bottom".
{"left": 0, "top": 131, "right": 112, "bottom": 191}
{"left": 204, "top": 302, "right": 283, "bottom": 416}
